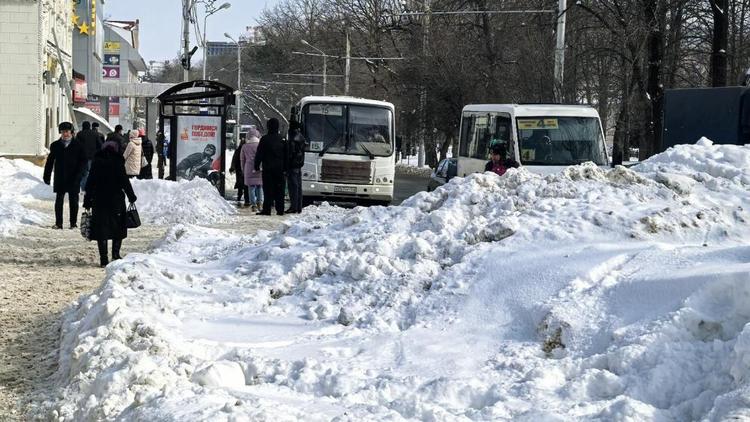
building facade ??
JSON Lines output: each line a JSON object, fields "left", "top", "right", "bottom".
{"left": 0, "top": 0, "right": 73, "bottom": 157}
{"left": 206, "top": 41, "right": 236, "bottom": 58}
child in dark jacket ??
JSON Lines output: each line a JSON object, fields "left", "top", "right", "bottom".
{"left": 484, "top": 144, "right": 519, "bottom": 176}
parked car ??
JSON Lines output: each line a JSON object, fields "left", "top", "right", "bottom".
{"left": 427, "top": 158, "right": 457, "bottom": 191}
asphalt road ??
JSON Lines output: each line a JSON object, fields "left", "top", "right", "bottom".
{"left": 224, "top": 173, "right": 431, "bottom": 207}
{"left": 393, "top": 173, "right": 430, "bottom": 205}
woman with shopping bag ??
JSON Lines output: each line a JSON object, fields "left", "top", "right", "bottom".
{"left": 83, "top": 141, "right": 138, "bottom": 267}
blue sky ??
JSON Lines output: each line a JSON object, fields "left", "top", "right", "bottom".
{"left": 105, "top": 0, "right": 279, "bottom": 62}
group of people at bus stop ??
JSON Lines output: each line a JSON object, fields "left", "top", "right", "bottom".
{"left": 229, "top": 117, "right": 305, "bottom": 216}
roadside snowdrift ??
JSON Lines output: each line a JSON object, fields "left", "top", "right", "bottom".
{"left": 0, "top": 158, "right": 50, "bottom": 234}
{"left": 44, "top": 142, "right": 750, "bottom": 420}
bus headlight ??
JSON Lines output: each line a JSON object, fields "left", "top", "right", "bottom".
{"left": 376, "top": 178, "right": 381, "bottom": 183}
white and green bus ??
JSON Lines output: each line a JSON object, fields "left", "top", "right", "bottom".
{"left": 291, "top": 96, "right": 396, "bottom": 206}
{"left": 457, "top": 104, "right": 609, "bottom": 176}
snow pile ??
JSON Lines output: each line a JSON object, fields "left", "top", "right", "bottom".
{"left": 0, "top": 157, "right": 55, "bottom": 202}
{"left": 131, "top": 178, "right": 236, "bottom": 225}
{"left": 43, "top": 142, "right": 750, "bottom": 420}
{"left": 0, "top": 158, "right": 50, "bottom": 234}
{"left": 0, "top": 194, "right": 46, "bottom": 236}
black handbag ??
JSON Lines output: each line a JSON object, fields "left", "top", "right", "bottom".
{"left": 125, "top": 203, "right": 141, "bottom": 229}
{"left": 80, "top": 210, "right": 92, "bottom": 241}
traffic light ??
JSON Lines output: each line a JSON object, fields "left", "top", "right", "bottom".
{"left": 181, "top": 46, "right": 199, "bottom": 70}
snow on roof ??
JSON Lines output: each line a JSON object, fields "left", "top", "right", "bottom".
{"left": 463, "top": 103, "right": 600, "bottom": 118}
{"left": 298, "top": 95, "right": 395, "bottom": 109}
{"left": 36, "top": 140, "right": 750, "bottom": 420}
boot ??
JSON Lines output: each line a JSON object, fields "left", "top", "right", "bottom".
{"left": 112, "top": 238, "right": 123, "bottom": 260}
{"left": 97, "top": 240, "right": 109, "bottom": 267}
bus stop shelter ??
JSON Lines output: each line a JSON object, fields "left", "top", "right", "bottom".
{"left": 157, "top": 80, "right": 235, "bottom": 195}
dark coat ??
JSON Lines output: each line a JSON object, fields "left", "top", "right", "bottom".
{"left": 83, "top": 149, "right": 137, "bottom": 241}
{"left": 92, "top": 128, "right": 105, "bottom": 147}
{"left": 43, "top": 138, "right": 87, "bottom": 193}
{"left": 230, "top": 142, "right": 246, "bottom": 189}
{"left": 255, "top": 133, "right": 286, "bottom": 174}
{"left": 76, "top": 129, "right": 103, "bottom": 160}
{"left": 141, "top": 136, "right": 155, "bottom": 162}
{"left": 255, "top": 118, "right": 286, "bottom": 174}
{"left": 106, "top": 132, "right": 128, "bottom": 153}
{"left": 155, "top": 134, "right": 166, "bottom": 158}
{"left": 139, "top": 137, "right": 155, "bottom": 179}
{"left": 286, "top": 121, "right": 305, "bottom": 170}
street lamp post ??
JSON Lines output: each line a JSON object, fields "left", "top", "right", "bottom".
{"left": 202, "top": 2, "right": 231, "bottom": 81}
{"left": 225, "top": 33, "right": 241, "bottom": 145}
{"left": 301, "top": 39, "right": 327, "bottom": 95}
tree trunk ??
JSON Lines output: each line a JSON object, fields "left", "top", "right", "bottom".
{"left": 642, "top": 0, "right": 665, "bottom": 159}
{"left": 710, "top": 0, "right": 729, "bottom": 87}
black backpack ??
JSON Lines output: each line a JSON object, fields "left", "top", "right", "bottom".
{"left": 289, "top": 133, "right": 305, "bottom": 169}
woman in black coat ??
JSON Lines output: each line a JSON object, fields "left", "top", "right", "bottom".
{"left": 84, "top": 142, "right": 138, "bottom": 267}
{"left": 139, "top": 134, "right": 155, "bottom": 179}
{"left": 229, "top": 138, "right": 247, "bottom": 204}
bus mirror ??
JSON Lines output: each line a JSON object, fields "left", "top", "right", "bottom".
{"left": 396, "top": 135, "right": 403, "bottom": 151}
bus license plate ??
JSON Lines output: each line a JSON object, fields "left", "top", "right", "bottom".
{"left": 334, "top": 186, "right": 357, "bottom": 194}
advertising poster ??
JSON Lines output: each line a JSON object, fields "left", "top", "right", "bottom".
{"left": 108, "top": 96, "right": 120, "bottom": 116}
{"left": 103, "top": 54, "right": 120, "bottom": 66}
{"left": 103, "top": 66, "right": 120, "bottom": 79}
{"left": 174, "top": 115, "right": 222, "bottom": 184}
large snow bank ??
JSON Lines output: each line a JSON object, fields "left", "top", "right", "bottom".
{"left": 0, "top": 158, "right": 56, "bottom": 201}
{"left": 0, "top": 158, "right": 51, "bottom": 234}
{"left": 131, "top": 178, "right": 236, "bottom": 225}
{"left": 42, "top": 142, "right": 750, "bottom": 420}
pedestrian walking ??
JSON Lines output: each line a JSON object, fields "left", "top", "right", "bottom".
{"left": 76, "top": 121, "right": 103, "bottom": 191}
{"left": 155, "top": 131, "right": 166, "bottom": 179}
{"left": 123, "top": 129, "right": 143, "bottom": 178}
{"left": 240, "top": 128, "right": 263, "bottom": 210}
{"left": 91, "top": 122, "right": 105, "bottom": 147}
{"left": 83, "top": 142, "right": 138, "bottom": 267}
{"left": 106, "top": 124, "right": 128, "bottom": 153}
{"left": 138, "top": 128, "right": 154, "bottom": 179}
{"left": 43, "top": 121, "right": 87, "bottom": 229}
{"left": 285, "top": 119, "right": 304, "bottom": 213}
{"left": 254, "top": 119, "right": 286, "bottom": 215}
{"left": 229, "top": 136, "right": 247, "bottom": 205}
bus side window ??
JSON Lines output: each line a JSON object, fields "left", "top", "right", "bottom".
{"left": 459, "top": 114, "right": 475, "bottom": 157}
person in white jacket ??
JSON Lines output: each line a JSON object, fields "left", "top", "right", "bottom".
{"left": 123, "top": 130, "right": 143, "bottom": 178}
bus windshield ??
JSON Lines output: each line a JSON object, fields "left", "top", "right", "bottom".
{"left": 516, "top": 117, "right": 607, "bottom": 165}
{"left": 303, "top": 103, "right": 393, "bottom": 157}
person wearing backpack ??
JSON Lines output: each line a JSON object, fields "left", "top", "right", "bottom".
{"left": 285, "top": 119, "right": 305, "bottom": 213}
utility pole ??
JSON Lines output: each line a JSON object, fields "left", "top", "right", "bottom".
{"left": 182, "top": 0, "right": 192, "bottom": 82}
{"left": 417, "top": 0, "right": 430, "bottom": 168}
{"left": 345, "top": 31, "right": 351, "bottom": 95}
{"left": 225, "top": 33, "right": 241, "bottom": 144}
{"left": 553, "top": 0, "right": 567, "bottom": 102}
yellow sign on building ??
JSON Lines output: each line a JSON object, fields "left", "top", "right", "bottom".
{"left": 104, "top": 41, "right": 121, "bottom": 52}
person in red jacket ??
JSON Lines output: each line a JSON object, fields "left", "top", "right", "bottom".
{"left": 484, "top": 144, "right": 519, "bottom": 177}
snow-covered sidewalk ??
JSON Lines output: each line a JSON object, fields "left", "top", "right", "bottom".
{"left": 0, "top": 161, "right": 279, "bottom": 420}
{"left": 37, "top": 140, "right": 750, "bottom": 420}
